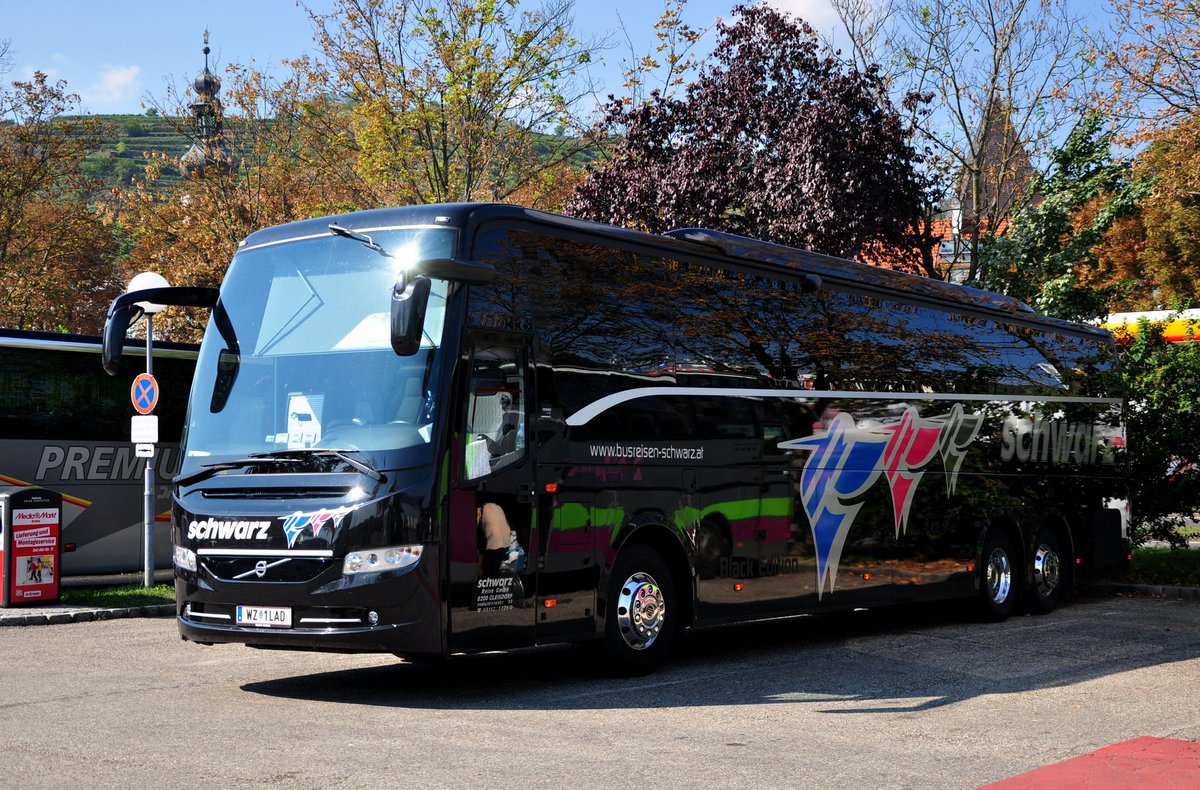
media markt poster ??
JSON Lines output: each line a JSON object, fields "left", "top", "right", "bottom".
{"left": 12, "top": 508, "right": 60, "bottom": 602}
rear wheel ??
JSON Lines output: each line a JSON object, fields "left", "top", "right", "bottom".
{"left": 1027, "top": 527, "right": 1065, "bottom": 615}
{"left": 979, "top": 528, "right": 1019, "bottom": 622}
{"left": 604, "top": 546, "right": 678, "bottom": 675}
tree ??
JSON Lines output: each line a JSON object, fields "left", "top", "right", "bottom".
{"left": 830, "top": 0, "right": 1089, "bottom": 284}
{"left": 1080, "top": 113, "right": 1200, "bottom": 314}
{"left": 569, "top": 4, "right": 929, "bottom": 262}
{"left": 303, "top": 0, "right": 602, "bottom": 205}
{"left": 0, "top": 71, "right": 119, "bottom": 333}
{"left": 1120, "top": 319, "right": 1200, "bottom": 546}
{"left": 980, "top": 112, "right": 1148, "bottom": 321}
{"left": 610, "top": 0, "right": 705, "bottom": 109}
{"left": 1133, "top": 115, "right": 1200, "bottom": 307}
{"left": 1095, "top": 0, "right": 1200, "bottom": 138}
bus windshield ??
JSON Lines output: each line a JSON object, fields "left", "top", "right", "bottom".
{"left": 180, "top": 227, "right": 456, "bottom": 478}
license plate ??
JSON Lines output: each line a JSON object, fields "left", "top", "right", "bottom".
{"left": 236, "top": 605, "right": 292, "bottom": 628}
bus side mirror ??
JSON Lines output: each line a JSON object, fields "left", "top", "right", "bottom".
{"left": 102, "top": 302, "right": 142, "bottom": 375}
{"left": 800, "top": 274, "right": 821, "bottom": 293}
{"left": 417, "top": 257, "right": 495, "bottom": 284}
{"left": 101, "top": 286, "right": 219, "bottom": 375}
{"left": 391, "top": 275, "right": 432, "bottom": 356}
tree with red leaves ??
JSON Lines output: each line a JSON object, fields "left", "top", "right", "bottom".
{"left": 569, "top": 4, "right": 931, "bottom": 265}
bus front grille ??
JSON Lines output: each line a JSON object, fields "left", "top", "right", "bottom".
{"left": 201, "top": 556, "right": 333, "bottom": 582}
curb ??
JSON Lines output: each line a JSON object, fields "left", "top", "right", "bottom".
{"left": 1086, "top": 582, "right": 1200, "bottom": 601}
{"left": 0, "top": 603, "right": 175, "bottom": 627}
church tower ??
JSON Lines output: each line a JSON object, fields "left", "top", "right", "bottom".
{"left": 180, "top": 31, "right": 236, "bottom": 178}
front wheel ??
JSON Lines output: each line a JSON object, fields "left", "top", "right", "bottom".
{"left": 1026, "top": 527, "right": 1065, "bottom": 615}
{"left": 979, "top": 528, "right": 1019, "bottom": 622}
{"left": 604, "top": 546, "right": 678, "bottom": 675}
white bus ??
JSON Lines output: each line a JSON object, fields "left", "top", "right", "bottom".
{"left": 0, "top": 329, "right": 196, "bottom": 574}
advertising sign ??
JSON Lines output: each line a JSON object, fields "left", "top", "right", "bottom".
{"left": 1, "top": 489, "right": 63, "bottom": 606}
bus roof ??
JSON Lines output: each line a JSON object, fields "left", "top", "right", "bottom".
{"left": 238, "top": 203, "right": 1105, "bottom": 337}
{"left": 0, "top": 327, "right": 199, "bottom": 358}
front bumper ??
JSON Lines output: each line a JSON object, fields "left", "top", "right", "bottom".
{"left": 175, "top": 545, "right": 443, "bottom": 655}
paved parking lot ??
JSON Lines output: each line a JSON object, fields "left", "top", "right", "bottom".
{"left": 1, "top": 590, "right": 1198, "bottom": 788}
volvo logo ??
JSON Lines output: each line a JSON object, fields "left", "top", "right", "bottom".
{"left": 232, "top": 557, "right": 292, "bottom": 580}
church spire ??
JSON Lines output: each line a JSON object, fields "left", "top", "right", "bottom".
{"left": 180, "top": 30, "right": 235, "bottom": 178}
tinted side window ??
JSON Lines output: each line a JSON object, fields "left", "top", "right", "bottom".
{"left": 473, "top": 225, "right": 674, "bottom": 418}
{"left": 468, "top": 227, "right": 531, "bottom": 331}
{"left": 672, "top": 264, "right": 811, "bottom": 389}
{"left": 1039, "top": 328, "right": 1120, "bottom": 398}
{"left": 0, "top": 347, "right": 194, "bottom": 442}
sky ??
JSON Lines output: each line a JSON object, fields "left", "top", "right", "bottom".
{"left": 3, "top": 0, "right": 849, "bottom": 115}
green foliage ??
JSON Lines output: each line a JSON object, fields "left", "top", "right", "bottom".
{"left": 981, "top": 112, "right": 1148, "bottom": 321}
{"left": 80, "top": 113, "right": 193, "bottom": 191}
{"left": 1120, "top": 318, "right": 1200, "bottom": 546}
{"left": 311, "top": 0, "right": 600, "bottom": 204}
{"left": 1116, "top": 547, "right": 1200, "bottom": 587}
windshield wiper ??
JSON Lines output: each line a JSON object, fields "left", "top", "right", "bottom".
{"left": 252, "top": 448, "right": 386, "bottom": 482}
{"left": 329, "top": 223, "right": 389, "bottom": 258}
{"left": 174, "top": 456, "right": 295, "bottom": 487}
{"left": 175, "top": 449, "right": 386, "bottom": 488}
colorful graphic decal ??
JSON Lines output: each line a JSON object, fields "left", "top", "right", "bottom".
{"left": 780, "top": 404, "right": 983, "bottom": 597}
{"left": 280, "top": 507, "right": 352, "bottom": 548}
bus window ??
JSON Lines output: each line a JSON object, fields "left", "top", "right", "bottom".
{"left": 465, "top": 345, "right": 526, "bottom": 480}
{"left": 472, "top": 227, "right": 675, "bottom": 418}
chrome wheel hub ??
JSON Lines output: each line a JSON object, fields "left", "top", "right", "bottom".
{"left": 1033, "top": 543, "right": 1061, "bottom": 597}
{"left": 987, "top": 547, "right": 1012, "bottom": 605}
{"left": 616, "top": 571, "right": 665, "bottom": 651}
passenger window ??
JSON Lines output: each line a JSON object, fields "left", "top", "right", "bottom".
{"left": 464, "top": 345, "right": 526, "bottom": 480}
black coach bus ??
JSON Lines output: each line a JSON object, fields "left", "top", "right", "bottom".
{"left": 103, "top": 203, "right": 1129, "bottom": 672}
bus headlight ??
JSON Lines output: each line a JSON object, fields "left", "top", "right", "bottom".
{"left": 174, "top": 546, "right": 197, "bottom": 573}
{"left": 343, "top": 544, "right": 423, "bottom": 575}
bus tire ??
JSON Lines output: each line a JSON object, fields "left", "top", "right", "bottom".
{"left": 604, "top": 546, "right": 678, "bottom": 675}
{"left": 979, "top": 528, "right": 1019, "bottom": 622}
{"left": 1027, "top": 527, "right": 1064, "bottom": 615}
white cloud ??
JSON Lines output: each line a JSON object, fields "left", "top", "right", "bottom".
{"left": 80, "top": 64, "right": 144, "bottom": 113}
{"left": 764, "top": 0, "right": 845, "bottom": 43}
{"left": 16, "top": 57, "right": 143, "bottom": 113}
{"left": 19, "top": 58, "right": 65, "bottom": 83}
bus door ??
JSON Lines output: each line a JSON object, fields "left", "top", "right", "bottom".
{"left": 529, "top": 348, "right": 603, "bottom": 643}
{"left": 448, "top": 339, "right": 537, "bottom": 652}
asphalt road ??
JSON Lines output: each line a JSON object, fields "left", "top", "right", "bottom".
{"left": 2, "top": 591, "right": 1198, "bottom": 789}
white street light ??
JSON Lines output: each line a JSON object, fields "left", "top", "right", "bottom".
{"left": 127, "top": 271, "right": 170, "bottom": 314}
